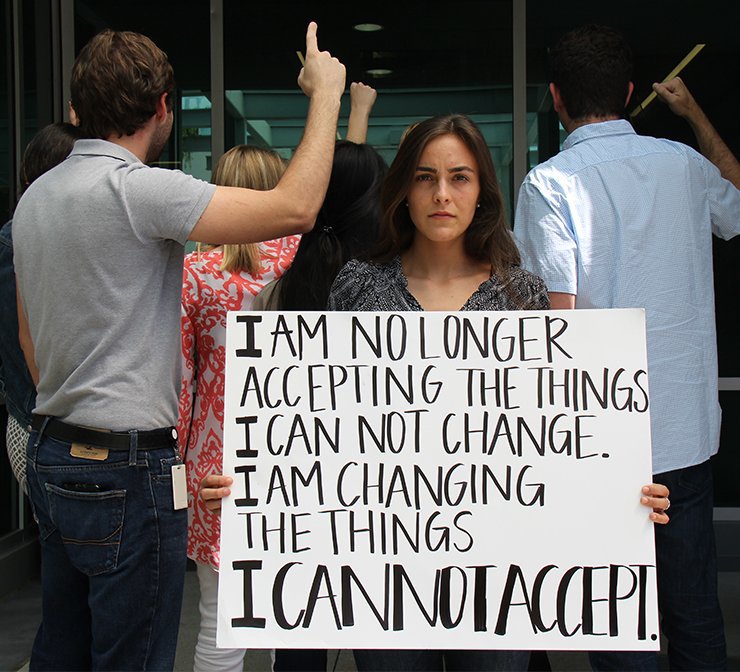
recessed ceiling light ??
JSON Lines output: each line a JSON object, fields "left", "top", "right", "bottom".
{"left": 366, "top": 68, "right": 392, "bottom": 77}
{"left": 354, "top": 23, "right": 383, "bottom": 32}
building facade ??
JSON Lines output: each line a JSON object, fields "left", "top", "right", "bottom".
{"left": 1, "top": 0, "right": 738, "bottom": 590}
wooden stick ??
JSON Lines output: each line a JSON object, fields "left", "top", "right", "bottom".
{"left": 630, "top": 44, "right": 705, "bottom": 118}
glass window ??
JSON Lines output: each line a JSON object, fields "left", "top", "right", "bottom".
{"left": 525, "top": 1, "right": 740, "bottom": 165}
{"left": 2, "top": 9, "right": 13, "bottom": 539}
{"left": 525, "top": 1, "right": 740, "bottom": 507}
{"left": 222, "top": 1, "right": 515, "bottom": 216}
{"left": 20, "top": 1, "right": 40, "bottom": 164}
{"left": 74, "top": 0, "right": 212, "bottom": 176}
{"left": 714, "top": 236, "right": 740, "bottom": 379}
{"left": 1, "top": 3, "right": 10, "bottom": 221}
{"left": 0, "top": 0, "right": 44, "bottom": 220}
{"left": 74, "top": 1, "right": 212, "bottom": 254}
{"left": 715, "top": 392, "right": 740, "bottom": 507}
{"left": 1, "top": 0, "right": 46, "bottom": 539}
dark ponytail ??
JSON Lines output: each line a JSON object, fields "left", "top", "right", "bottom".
{"left": 278, "top": 141, "right": 388, "bottom": 310}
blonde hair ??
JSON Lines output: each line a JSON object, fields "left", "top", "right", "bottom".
{"left": 210, "top": 145, "right": 286, "bottom": 273}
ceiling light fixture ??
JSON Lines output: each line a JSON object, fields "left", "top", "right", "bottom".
{"left": 366, "top": 68, "right": 392, "bottom": 77}
{"left": 354, "top": 23, "right": 383, "bottom": 32}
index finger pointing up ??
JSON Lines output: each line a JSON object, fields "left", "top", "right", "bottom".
{"left": 306, "top": 21, "right": 318, "bottom": 54}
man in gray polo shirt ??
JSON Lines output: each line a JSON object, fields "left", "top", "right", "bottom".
{"left": 13, "top": 23, "right": 344, "bottom": 671}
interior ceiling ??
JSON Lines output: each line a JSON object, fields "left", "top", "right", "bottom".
{"left": 75, "top": 1, "right": 514, "bottom": 90}
{"left": 74, "top": 0, "right": 739, "bottom": 140}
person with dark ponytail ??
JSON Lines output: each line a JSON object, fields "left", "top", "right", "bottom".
{"left": 245, "top": 140, "right": 386, "bottom": 672}
{"left": 252, "top": 140, "right": 387, "bottom": 312}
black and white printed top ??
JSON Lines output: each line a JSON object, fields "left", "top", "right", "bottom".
{"left": 327, "top": 256, "right": 550, "bottom": 312}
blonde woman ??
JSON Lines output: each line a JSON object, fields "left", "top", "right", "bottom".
{"left": 176, "top": 145, "right": 299, "bottom": 672}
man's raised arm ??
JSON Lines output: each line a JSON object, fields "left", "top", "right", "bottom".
{"left": 653, "top": 77, "right": 740, "bottom": 188}
{"left": 190, "top": 21, "right": 346, "bottom": 244}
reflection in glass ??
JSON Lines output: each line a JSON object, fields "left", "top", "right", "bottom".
{"left": 74, "top": 0, "right": 211, "bottom": 179}
{"left": 223, "top": 1, "right": 515, "bottom": 217}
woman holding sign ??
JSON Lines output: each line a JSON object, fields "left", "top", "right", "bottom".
{"left": 325, "top": 113, "right": 540, "bottom": 672}
{"left": 324, "top": 114, "right": 670, "bottom": 672}
{"left": 202, "top": 115, "right": 670, "bottom": 671}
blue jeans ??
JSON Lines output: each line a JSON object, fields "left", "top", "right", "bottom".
{"left": 353, "top": 648, "right": 530, "bottom": 672}
{"left": 589, "top": 459, "right": 726, "bottom": 671}
{"left": 26, "top": 425, "right": 188, "bottom": 671}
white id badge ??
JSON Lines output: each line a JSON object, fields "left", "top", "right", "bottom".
{"left": 172, "top": 464, "right": 188, "bottom": 510}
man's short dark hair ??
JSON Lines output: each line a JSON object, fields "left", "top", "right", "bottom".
{"left": 70, "top": 29, "right": 175, "bottom": 139}
{"left": 550, "top": 24, "right": 633, "bottom": 121}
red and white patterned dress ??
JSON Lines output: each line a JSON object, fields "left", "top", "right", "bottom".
{"left": 177, "top": 239, "right": 299, "bottom": 568}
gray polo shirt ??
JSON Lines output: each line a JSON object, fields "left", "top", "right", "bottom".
{"left": 13, "top": 139, "right": 217, "bottom": 430}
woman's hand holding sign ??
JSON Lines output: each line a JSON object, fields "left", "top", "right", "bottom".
{"left": 642, "top": 483, "right": 670, "bottom": 524}
{"left": 200, "top": 474, "right": 233, "bottom": 513}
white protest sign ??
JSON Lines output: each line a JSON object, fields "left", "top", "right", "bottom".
{"left": 218, "top": 309, "right": 658, "bottom": 651}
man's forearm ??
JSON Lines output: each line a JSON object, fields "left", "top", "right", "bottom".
{"left": 686, "top": 111, "right": 740, "bottom": 188}
{"left": 653, "top": 78, "right": 740, "bottom": 188}
{"left": 278, "top": 21, "right": 346, "bottom": 225}
{"left": 548, "top": 292, "right": 576, "bottom": 310}
{"left": 189, "top": 94, "right": 342, "bottom": 245}
{"left": 276, "top": 91, "right": 342, "bottom": 222}
{"left": 188, "top": 22, "right": 345, "bottom": 245}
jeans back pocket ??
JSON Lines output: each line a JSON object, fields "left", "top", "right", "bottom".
{"left": 45, "top": 483, "right": 126, "bottom": 576}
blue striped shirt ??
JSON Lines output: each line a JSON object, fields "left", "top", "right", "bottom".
{"left": 514, "top": 119, "right": 740, "bottom": 474}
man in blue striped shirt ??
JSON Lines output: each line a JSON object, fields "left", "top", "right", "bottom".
{"left": 515, "top": 24, "right": 740, "bottom": 672}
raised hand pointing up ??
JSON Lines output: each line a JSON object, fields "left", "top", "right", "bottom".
{"left": 298, "top": 21, "right": 346, "bottom": 101}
